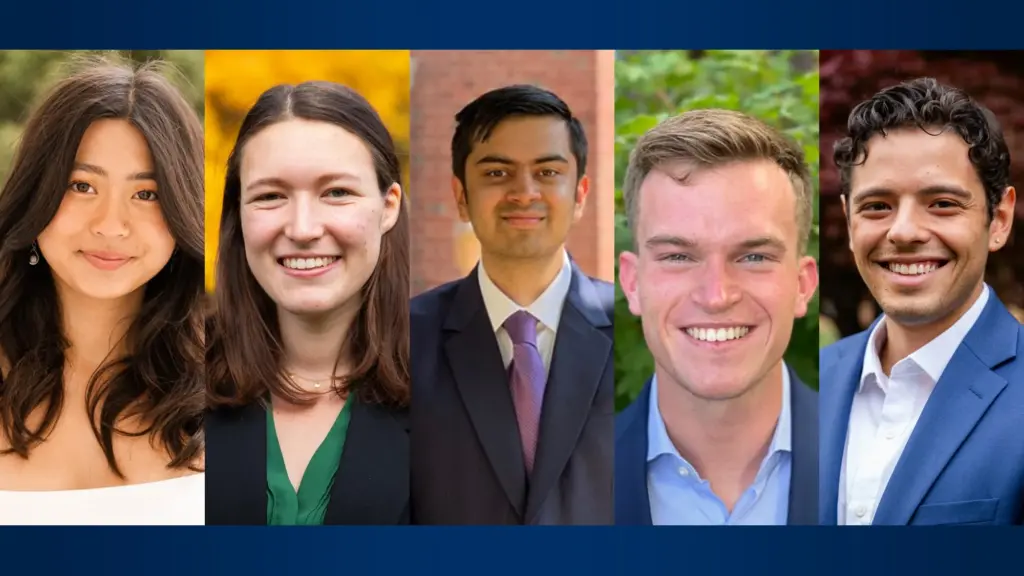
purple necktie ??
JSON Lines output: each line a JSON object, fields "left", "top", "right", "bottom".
{"left": 503, "top": 310, "right": 546, "bottom": 474}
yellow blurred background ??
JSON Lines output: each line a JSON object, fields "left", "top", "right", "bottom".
{"left": 204, "top": 50, "right": 411, "bottom": 291}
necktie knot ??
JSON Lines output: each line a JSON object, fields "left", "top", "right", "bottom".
{"left": 503, "top": 310, "right": 538, "bottom": 347}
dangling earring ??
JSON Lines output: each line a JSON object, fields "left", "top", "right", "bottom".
{"left": 28, "top": 243, "right": 40, "bottom": 266}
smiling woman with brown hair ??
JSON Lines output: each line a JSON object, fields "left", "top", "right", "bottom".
{"left": 0, "top": 56, "right": 205, "bottom": 525}
{"left": 205, "top": 81, "right": 411, "bottom": 526}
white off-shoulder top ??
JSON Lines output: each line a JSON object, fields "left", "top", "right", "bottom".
{"left": 0, "top": 473, "right": 205, "bottom": 525}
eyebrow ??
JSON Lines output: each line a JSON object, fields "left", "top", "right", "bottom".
{"left": 475, "top": 154, "right": 570, "bottom": 166}
{"left": 737, "top": 236, "right": 787, "bottom": 253}
{"left": 244, "top": 172, "right": 362, "bottom": 193}
{"left": 851, "top": 184, "right": 974, "bottom": 205}
{"left": 73, "top": 162, "right": 156, "bottom": 181}
{"left": 644, "top": 235, "right": 697, "bottom": 249}
{"left": 644, "top": 234, "right": 787, "bottom": 253}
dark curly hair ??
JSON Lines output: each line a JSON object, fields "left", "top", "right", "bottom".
{"left": 834, "top": 77, "right": 1011, "bottom": 221}
{"left": 0, "top": 56, "right": 204, "bottom": 476}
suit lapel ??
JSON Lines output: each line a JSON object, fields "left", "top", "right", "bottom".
{"left": 443, "top": 269, "right": 527, "bottom": 517}
{"left": 205, "top": 403, "right": 267, "bottom": 525}
{"left": 787, "top": 369, "right": 818, "bottom": 525}
{"left": 819, "top": 328, "right": 870, "bottom": 525}
{"left": 525, "top": 267, "right": 612, "bottom": 523}
{"left": 873, "top": 298, "right": 1016, "bottom": 525}
{"left": 324, "top": 399, "right": 409, "bottom": 525}
{"left": 615, "top": 380, "right": 653, "bottom": 525}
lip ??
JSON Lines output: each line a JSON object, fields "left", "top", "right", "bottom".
{"left": 680, "top": 325, "right": 755, "bottom": 350}
{"left": 81, "top": 251, "right": 132, "bottom": 271}
{"left": 875, "top": 260, "right": 947, "bottom": 288}
{"left": 501, "top": 214, "right": 545, "bottom": 229}
{"left": 278, "top": 255, "right": 341, "bottom": 278}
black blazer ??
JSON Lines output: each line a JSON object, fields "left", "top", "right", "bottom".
{"left": 205, "top": 398, "right": 410, "bottom": 525}
{"left": 410, "top": 263, "right": 614, "bottom": 525}
{"left": 615, "top": 366, "right": 819, "bottom": 525}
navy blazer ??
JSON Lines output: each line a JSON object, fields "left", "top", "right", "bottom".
{"left": 820, "top": 293, "right": 1024, "bottom": 525}
{"left": 615, "top": 365, "right": 819, "bottom": 525}
{"left": 410, "top": 262, "right": 614, "bottom": 525}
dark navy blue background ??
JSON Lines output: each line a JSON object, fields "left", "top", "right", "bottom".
{"left": 1, "top": 0, "right": 1017, "bottom": 48}
{"left": 2, "top": 1, "right": 1022, "bottom": 574}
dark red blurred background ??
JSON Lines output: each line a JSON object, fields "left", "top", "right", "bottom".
{"left": 820, "top": 50, "right": 1024, "bottom": 339}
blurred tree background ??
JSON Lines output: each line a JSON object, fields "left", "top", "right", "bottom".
{"left": 614, "top": 50, "right": 820, "bottom": 411}
{"left": 820, "top": 51, "right": 1024, "bottom": 340}
{"left": 205, "top": 50, "right": 410, "bottom": 291}
{"left": 0, "top": 50, "right": 203, "bottom": 184}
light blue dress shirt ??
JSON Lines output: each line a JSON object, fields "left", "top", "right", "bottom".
{"left": 646, "top": 366, "right": 792, "bottom": 525}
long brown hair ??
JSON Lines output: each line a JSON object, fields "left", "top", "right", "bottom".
{"left": 0, "top": 56, "right": 205, "bottom": 475}
{"left": 206, "top": 82, "right": 410, "bottom": 409}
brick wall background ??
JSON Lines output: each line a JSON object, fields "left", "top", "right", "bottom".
{"left": 409, "top": 50, "right": 615, "bottom": 295}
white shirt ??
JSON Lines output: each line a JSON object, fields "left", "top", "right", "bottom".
{"left": 477, "top": 251, "right": 572, "bottom": 379}
{"left": 838, "top": 285, "right": 990, "bottom": 525}
{"left": 0, "top": 473, "right": 205, "bottom": 525}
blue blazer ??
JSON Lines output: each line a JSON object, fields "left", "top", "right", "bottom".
{"left": 820, "top": 294, "right": 1024, "bottom": 525}
{"left": 410, "top": 262, "right": 614, "bottom": 525}
{"left": 615, "top": 365, "right": 819, "bottom": 525}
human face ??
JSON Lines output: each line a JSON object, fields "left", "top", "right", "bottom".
{"left": 239, "top": 119, "right": 401, "bottom": 318}
{"left": 453, "top": 115, "right": 588, "bottom": 263}
{"left": 619, "top": 159, "right": 817, "bottom": 401}
{"left": 843, "top": 128, "right": 1014, "bottom": 329}
{"left": 36, "top": 119, "right": 175, "bottom": 302}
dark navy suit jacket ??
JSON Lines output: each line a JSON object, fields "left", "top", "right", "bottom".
{"left": 615, "top": 365, "right": 819, "bottom": 525}
{"left": 410, "top": 263, "right": 614, "bottom": 525}
{"left": 819, "top": 294, "right": 1024, "bottom": 525}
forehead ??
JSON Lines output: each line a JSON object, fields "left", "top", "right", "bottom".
{"left": 467, "top": 115, "right": 573, "bottom": 163}
{"left": 240, "top": 119, "right": 375, "bottom": 183}
{"left": 76, "top": 119, "right": 153, "bottom": 167}
{"left": 850, "top": 127, "right": 983, "bottom": 197}
{"left": 636, "top": 159, "right": 798, "bottom": 246}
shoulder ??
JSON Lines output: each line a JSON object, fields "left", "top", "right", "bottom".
{"left": 410, "top": 277, "right": 465, "bottom": 319}
{"left": 820, "top": 330, "right": 869, "bottom": 368}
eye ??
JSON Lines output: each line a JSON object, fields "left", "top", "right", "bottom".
{"left": 740, "top": 254, "right": 769, "bottom": 263}
{"left": 659, "top": 253, "right": 692, "bottom": 263}
{"left": 134, "top": 189, "right": 159, "bottom": 201}
{"left": 932, "top": 199, "right": 961, "bottom": 209}
{"left": 539, "top": 168, "right": 559, "bottom": 177}
{"left": 324, "top": 188, "right": 353, "bottom": 198}
{"left": 860, "top": 202, "right": 890, "bottom": 212}
{"left": 484, "top": 169, "right": 508, "bottom": 178}
{"left": 253, "top": 192, "right": 285, "bottom": 202}
{"left": 69, "top": 181, "right": 96, "bottom": 194}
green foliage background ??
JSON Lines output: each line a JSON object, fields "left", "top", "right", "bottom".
{"left": 0, "top": 50, "right": 204, "bottom": 184}
{"left": 614, "top": 50, "right": 821, "bottom": 411}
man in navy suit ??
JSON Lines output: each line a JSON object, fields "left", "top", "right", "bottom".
{"left": 615, "top": 109, "right": 820, "bottom": 525}
{"left": 821, "top": 78, "right": 1023, "bottom": 525}
{"left": 410, "top": 85, "right": 613, "bottom": 524}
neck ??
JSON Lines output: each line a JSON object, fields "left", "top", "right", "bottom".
{"left": 59, "top": 283, "right": 142, "bottom": 373}
{"left": 480, "top": 248, "right": 565, "bottom": 306}
{"left": 879, "top": 282, "right": 984, "bottom": 375}
{"left": 657, "top": 362, "right": 784, "bottom": 511}
{"left": 277, "top": 298, "right": 360, "bottom": 382}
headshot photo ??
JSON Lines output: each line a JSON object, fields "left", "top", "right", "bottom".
{"left": 0, "top": 50, "right": 206, "bottom": 525}
{"left": 819, "top": 51, "right": 1024, "bottom": 526}
{"left": 614, "top": 50, "right": 820, "bottom": 526}
{"left": 408, "top": 50, "right": 616, "bottom": 525}
{"left": 203, "top": 50, "right": 411, "bottom": 525}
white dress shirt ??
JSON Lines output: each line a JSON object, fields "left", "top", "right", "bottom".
{"left": 477, "top": 251, "right": 572, "bottom": 379}
{"left": 838, "top": 284, "right": 990, "bottom": 525}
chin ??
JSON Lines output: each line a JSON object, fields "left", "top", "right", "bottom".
{"left": 673, "top": 367, "right": 759, "bottom": 402}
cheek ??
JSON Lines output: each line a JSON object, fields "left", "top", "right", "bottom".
{"left": 140, "top": 210, "right": 175, "bottom": 256}
{"left": 638, "top": 267, "right": 685, "bottom": 320}
{"left": 240, "top": 211, "right": 281, "bottom": 254}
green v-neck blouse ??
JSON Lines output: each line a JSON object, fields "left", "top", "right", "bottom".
{"left": 266, "top": 400, "right": 353, "bottom": 526}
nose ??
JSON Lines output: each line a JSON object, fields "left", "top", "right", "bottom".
{"left": 690, "top": 257, "right": 742, "bottom": 312}
{"left": 886, "top": 200, "right": 930, "bottom": 245}
{"left": 284, "top": 194, "right": 325, "bottom": 242}
{"left": 89, "top": 192, "right": 130, "bottom": 238}
{"left": 505, "top": 171, "right": 542, "bottom": 206}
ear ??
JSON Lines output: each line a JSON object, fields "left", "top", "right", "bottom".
{"left": 793, "top": 255, "right": 819, "bottom": 318}
{"left": 619, "top": 250, "right": 642, "bottom": 317}
{"left": 989, "top": 186, "right": 1016, "bottom": 252}
{"left": 840, "top": 194, "right": 854, "bottom": 253}
{"left": 452, "top": 175, "right": 470, "bottom": 223}
{"left": 381, "top": 182, "right": 403, "bottom": 233}
{"left": 572, "top": 175, "right": 591, "bottom": 223}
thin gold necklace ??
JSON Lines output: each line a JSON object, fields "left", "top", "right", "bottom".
{"left": 287, "top": 371, "right": 333, "bottom": 389}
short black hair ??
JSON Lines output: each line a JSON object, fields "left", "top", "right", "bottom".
{"left": 451, "top": 84, "right": 587, "bottom": 185}
{"left": 835, "top": 77, "right": 1010, "bottom": 220}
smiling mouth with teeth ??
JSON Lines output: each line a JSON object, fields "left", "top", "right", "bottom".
{"left": 685, "top": 326, "right": 751, "bottom": 343}
{"left": 879, "top": 261, "right": 947, "bottom": 276}
{"left": 279, "top": 256, "right": 340, "bottom": 271}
